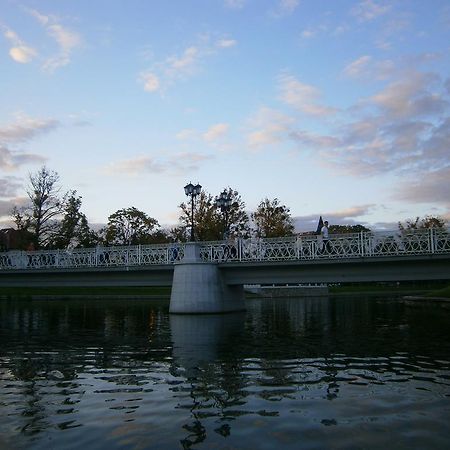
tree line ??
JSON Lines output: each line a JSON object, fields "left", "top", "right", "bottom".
{"left": 2, "top": 167, "right": 295, "bottom": 250}
{"left": 1, "top": 166, "right": 447, "bottom": 251}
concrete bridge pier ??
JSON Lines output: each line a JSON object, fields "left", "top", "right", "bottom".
{"left": 169, "top": 243, "right": 245, "bottom": 314}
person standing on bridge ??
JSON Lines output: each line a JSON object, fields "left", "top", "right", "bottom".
{"left": 321, "top": 220, "right": 332, "bottom": 254}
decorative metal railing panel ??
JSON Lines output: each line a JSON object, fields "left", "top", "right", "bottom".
{"left": 0, "top": 229, "right": 449, "bottom": 270}
{"left": 0, "top": 243, "right": 185, "bottom": 270}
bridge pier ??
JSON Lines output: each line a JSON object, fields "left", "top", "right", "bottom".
{"left": 169, "top": 243, "right": 245, "bottom": 314}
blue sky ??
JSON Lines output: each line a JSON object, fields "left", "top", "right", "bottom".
{"left": 1, "top": 0, "right": 449, "bottom": 232}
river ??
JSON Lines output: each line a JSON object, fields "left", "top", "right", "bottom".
{"left": 1, "top": 296, "right": 449, "bottom": 449}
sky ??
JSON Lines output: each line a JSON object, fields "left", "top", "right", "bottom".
{"left": 1, "top": 0, "right": 449, "bottom": 232}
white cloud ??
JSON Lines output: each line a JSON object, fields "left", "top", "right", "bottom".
{"left": 203, "top": 123, "right": 229, "bottom": 142}
{"left": 246, "top": 107, "right": 295, "bottom": 149}
{"left": 167, "top": 46, "right": 200, "bottom": 74}
{"left": 396, "top": 167, "right": 450, "bottom": 209}
{"left": 343, "top": 55, "right": 372, "bottom": 78}
{"left": 289, "top": 129, "right": 340, "bottom": 150}
{"left": 2, "top": 26, "right": 38, "bottom": 64}
{"left": 301, "top": 29, "right": 316, "bottom": 39}
{"left": 271, "top": 0, "right": 300, "bottom": 17}
{"left": 216, "top": 39, "right": 237, "bottom": 48}
{"left": 261, "top": 69, "right": 450, "bottom": 215}
{"left": 370, "top": 72, "right": 447, "bottom": 119}
{"left": 0, "top": 115, "right": 60, "bottom": 143}
{"left": 330, "top": 205, "right": 377, "bottom": 220}
{"left": 9, "top": 46, "right": 37, "bottom": 63}
{"left": 0, "top": 144, "right": 46, "bottom": 171}
{"left": 277, "top": 73, "right": 337, "bottom": 116}
{"left": 47, "top": 24, "right": 81, "bottom": 53}
{"left": 0, "top": 114, "right": 57, "bottom": 171}
{"left": 105, "top": 152, "right": 214, "bottom": 176}
{"left": 176, "top": 129, "right": 197, "bottom": 140}
{"left": 140, "top": 72, "right": 161, "bottom": 92}
{"left": 139, "top": 37, "right": 235, "bottom": 93}
{"left": 344, "top": 55, "right": 434, "bottom": 83}
{"left": 278, "top": 0, "right": 300, "bottom": 15}
{"left": 27, "top": 8, "right": 52, "bottom": 26}
{"left": 105, "top": 156, "right": 165, "bottom": 175}
{"left": 224, "top": 0, "right": 246, "bottom": 9}
{"left": 351, "top": 0, "right": 391, "bottom": 22}
{"left": 0, "top": 176, "right": 22, "bottom": 198}
{"left": 26, "top": 8, "right": 82, "bottom": 72}
{"left": 293, "top": 205, "right": 376, "bottom": 231}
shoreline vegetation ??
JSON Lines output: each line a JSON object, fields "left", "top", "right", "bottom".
{"left": 1, "top": 283, "right": 449, "bottom": 300}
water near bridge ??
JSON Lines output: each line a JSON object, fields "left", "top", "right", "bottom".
{"left": 1, "top": 296, "right": 449, "bottom": 449}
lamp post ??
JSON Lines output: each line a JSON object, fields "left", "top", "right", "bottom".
{"left": 215, "top": 189, "right": 233, "bottom": 239}
{"left": 184, "top": 182, "right": 202, "bottom": 241}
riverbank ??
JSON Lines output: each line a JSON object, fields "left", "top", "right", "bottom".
{"left": 0, "top": 286, "right": 171, "bottom": 300}
{"left": 402, "top": 296, "right": 450, "bottom": 308}
{"left": 399, "top": 285, "right": 450, "bottom": 308}
{"left": 328, "top": 281, "right": 448, "bottom": 296}
{"left": 1, "top": 284, "right": 448, "bottom": 301}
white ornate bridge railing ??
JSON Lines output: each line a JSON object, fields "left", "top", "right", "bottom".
{"left": 0, "top": 229, "right": 449, "bottom": 270}
{"left": 0, "top": 243, "right": 185, "bottom": 270}
{"left": 200, "top": 228, "right": 450, "bottom": 262}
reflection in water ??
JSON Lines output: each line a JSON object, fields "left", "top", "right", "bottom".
{"left": 170, "top": 313, "right": 245, "bottom": 373}
{"left": 170, "top": 314, "right": 245, "bottom": 448}
{"left": 0, "top": 296, "right": 449, "bottom": 449}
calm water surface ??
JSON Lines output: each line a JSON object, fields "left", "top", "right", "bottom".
{"left": 1, "top": 296, "right": 449, "bottom": 449}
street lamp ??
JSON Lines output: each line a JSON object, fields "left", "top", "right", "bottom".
{"left": 215, "top": 189, "right": 233, "bottom": 239}
{"left": 184, "top": 182, "right": 202, "bottom": 241}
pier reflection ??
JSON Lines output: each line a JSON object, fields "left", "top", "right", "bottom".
{"left": 170, "top": 313, "right": 246, "bottom": 448}
{"left": 170, "top": 313, "right": 245, "bottom": 374}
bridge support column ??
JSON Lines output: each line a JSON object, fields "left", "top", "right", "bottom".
{"left": 169, "top": 243, "right": 245, "bottom": 314}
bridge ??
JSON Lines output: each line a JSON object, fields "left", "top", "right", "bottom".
{"left": 1, "top": 229, "right": 449, "bottom": 313}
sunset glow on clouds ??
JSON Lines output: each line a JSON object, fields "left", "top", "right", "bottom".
{"left": 1, "top": 0, "right": 449, "bottom": 230}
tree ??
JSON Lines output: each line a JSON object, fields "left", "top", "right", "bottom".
{"left": 398, "top": 215, "right": 447, "bottom": 232}
{"left": 12, "top": 166, "right": 65, "bottom": 248}
{"left": 251, "top": 198, "right": 294, "bottom": 238}
{"left": 178, "top": 191, "right": 220, "bottom": 241}
{"left": 176, "top": 188, "right": 251, "bottom": 241}
{"left": 216, "top": 188, "right": 251, "bottom": 239}
{"left": 329, "top": 224, "right": 371, "bottom": 234}
{"left": 169, "top": 224, "right": 190, "bottom": 243}
{"left": 50, "top": 191, "right": 98, "bottom": 249}
{"left": 144, "top": 228, "right": 173, "bottom": 244}
{"left": 103, "top": 207, "right": 159, "bottom": 245}
{"left": 0, "top": 228, "right": 34, "bottom": 251}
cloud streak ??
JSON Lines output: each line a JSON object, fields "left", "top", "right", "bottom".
{"left": 395, "top": 167, "right": 450, "bottom": 208}
{"left": 246, "top": 107, "right": 295, "bottom": 149}
{"left": 0, "top": 176, "right": 22, "bottom": 198}
{"left": 0, "top": 116, "right": 60, "bottom": 143}
{"left": 293, "top": 204, "right": 376, "bottom": 232}
{"left": 278, "top": 74, "right": 337, "bottom": 116}
{"left": 139, "top": 37, "right": 236, "bottom": 93}
{"left": 105, "top": 152, "right": 214, "bottom": 176}
{"left": 203, "top": 123, "right": 229, "bottom": 142}
{"left": 26, "top": 7, "right": 82, "bottom": 72}
{"left": 224, "top": 0, "right": 246, "bottom": 9}
{"left": 0, "top": 115, "right": 57, "bottom": 170}
{"left": 270, "top": 0, "right": 300, "bottom": 18}
{"left": 351, "top": 0, "right": 391, "bottom": 22}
